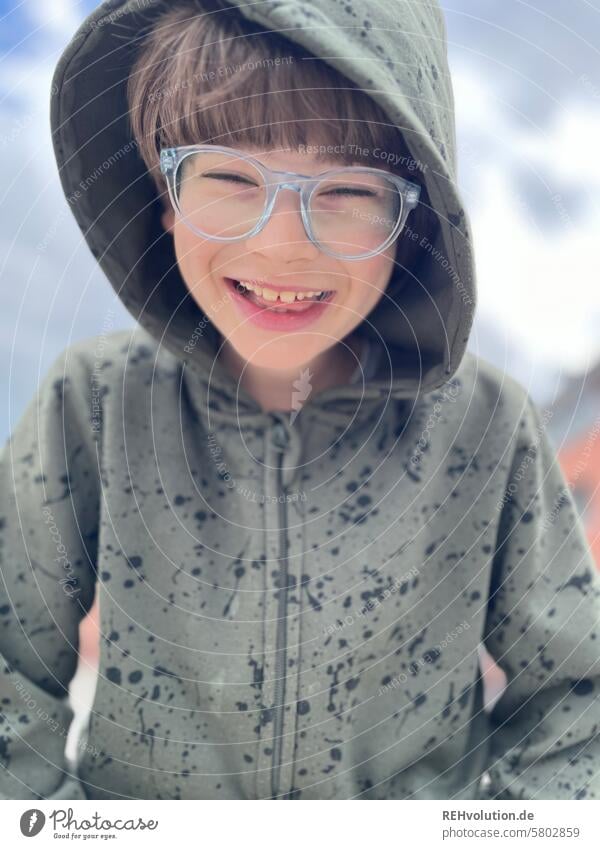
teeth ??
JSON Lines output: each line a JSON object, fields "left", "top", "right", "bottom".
{"left": 236, "top": 279, "right": 325, "bottom": 302}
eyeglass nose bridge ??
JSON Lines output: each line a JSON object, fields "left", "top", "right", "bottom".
{"left": 258, "top": 178, "right": 315, "bottom": 242}
{"left": 277, "top": 180, "right": 304, "bottom": 192}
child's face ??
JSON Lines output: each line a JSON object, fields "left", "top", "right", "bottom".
{"left": 161, "top": 146, "right": 398, "bottom": 373}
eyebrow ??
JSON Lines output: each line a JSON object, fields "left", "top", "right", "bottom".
{"left": 259, "top": 146, "right": 358, "bottom": 165}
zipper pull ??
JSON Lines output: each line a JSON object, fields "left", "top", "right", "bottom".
{"left": 271, "top": 419, "right": 289, "bottom": 451}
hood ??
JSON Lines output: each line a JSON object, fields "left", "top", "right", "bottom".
{"left": 49, "top": 0, "right": 476, "bottom": 417}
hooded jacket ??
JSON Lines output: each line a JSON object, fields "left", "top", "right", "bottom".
{"left": 2, "top": 0, "right": 600, "bottom": 801}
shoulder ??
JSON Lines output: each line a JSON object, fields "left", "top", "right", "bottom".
{"left": 39, "top": 329, "right": 183, "bottom": 440}
{"left": 421, "top": 350, "right": 541, "bottom": 458}
{"left": 50, "top": 327, "right": 181, "bottom": 389}
{"left": 449, "top": 349, "right": 534, "bottom": 419}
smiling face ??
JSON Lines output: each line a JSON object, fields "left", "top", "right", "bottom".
{"left": 161, "top": 145, "right": 399, "bottom": 373}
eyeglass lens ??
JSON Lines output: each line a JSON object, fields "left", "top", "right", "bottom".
{"left": 174, "top": 150, "right": 403, "bottom": 257}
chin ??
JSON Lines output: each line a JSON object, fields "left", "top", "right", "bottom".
{"left": 235, "top": 338, "right": 324, "bottom": 371}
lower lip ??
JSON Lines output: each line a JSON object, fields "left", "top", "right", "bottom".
{"left": 224, "top": 278, "right": 335, "bottom": 331}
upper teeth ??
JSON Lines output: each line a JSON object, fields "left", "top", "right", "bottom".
{"left": 236, "top": 280, "right": 326, "bottom": 303}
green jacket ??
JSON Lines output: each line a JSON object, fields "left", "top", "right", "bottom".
{"left": 1, "top": 0, "right": 599, "bottom": 800}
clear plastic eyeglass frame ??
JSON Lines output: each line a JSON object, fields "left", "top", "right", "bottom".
{"left": 159, "top": 144, "right": 422, "bottom": 260}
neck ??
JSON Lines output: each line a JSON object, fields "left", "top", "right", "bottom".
{"left": 216, "top": 334, "right": 363, "bottom": 414}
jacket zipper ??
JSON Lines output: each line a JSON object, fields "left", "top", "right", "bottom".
{"left": 270, "top": 448, "right": 288, "bottom": 799}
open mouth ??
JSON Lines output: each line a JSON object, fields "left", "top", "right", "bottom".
{"left": 224, "top": 277, "right": 336, "bottom": 312}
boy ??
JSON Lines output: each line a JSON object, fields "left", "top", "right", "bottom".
{"left": 1, "top": 0, "right": 599, "bottom": 800}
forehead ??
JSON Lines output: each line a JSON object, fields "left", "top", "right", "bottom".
{"left": 229, "top": 144, "right": 363, "bottom": 174}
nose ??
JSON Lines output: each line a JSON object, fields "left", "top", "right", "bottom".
{"left": 244, "top": 185, "right": 321, "bottom": 262}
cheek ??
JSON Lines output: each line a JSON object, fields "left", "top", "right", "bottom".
{"left": 370, "top": 246, "right": 398, "bottom": 297}
{"left": 346, "top": 252, "right": 395, "bottom": 308}
{"left": 174, "top": 226, "right": 198, "bottom": 269}
{"left": 173, "top": 226, "right": 215, "bottom": 291}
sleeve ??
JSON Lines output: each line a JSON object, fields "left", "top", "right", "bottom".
{"left": 0, "top": 346, "right": 100, "bottom": 799}
{"left": 480, "top": 393, "right": 600, "bottom": 800}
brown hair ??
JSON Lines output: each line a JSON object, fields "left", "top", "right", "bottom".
{"left": 126, "top": 0, "right": 429, "bottom": 267}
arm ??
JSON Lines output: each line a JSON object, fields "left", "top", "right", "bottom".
{"left": 0, "top": 346, "right": 99, "bottom": 799}
{"left": 480, "top": 394, "right": 600, "bottom": 800}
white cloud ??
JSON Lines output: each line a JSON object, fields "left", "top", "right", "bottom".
{"left": 517, "top": 103, "right": 600, "bottom": 188}
{"left": 470, "top": 163, "right": 600, "bottom": 373}
{"left": 25, "top": 0, "right": 81, "bottom": 36}
{"left": 449, "top": 58, "right": 600, "bottom": 375}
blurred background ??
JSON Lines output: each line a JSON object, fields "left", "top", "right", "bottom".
{"left": 1, "top": 0, "right": 599, "bottom": 767}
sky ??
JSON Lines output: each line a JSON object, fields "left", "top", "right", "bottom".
{"left": 443, "top": 0, "right": 600, "bottom": 385}
{"left": 1, "top": 0, "right": 599, "bottom": 441}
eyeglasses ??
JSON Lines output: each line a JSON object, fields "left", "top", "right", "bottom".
{"left": 159, "top": 144, "right": 421, "bottom": 260}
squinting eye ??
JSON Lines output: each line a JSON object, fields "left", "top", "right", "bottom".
{"left": 319, "top": 186, "right": 378, "bottom": 198}
{"left": 203, "top": 172, "right": 260, "bottom": 187}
